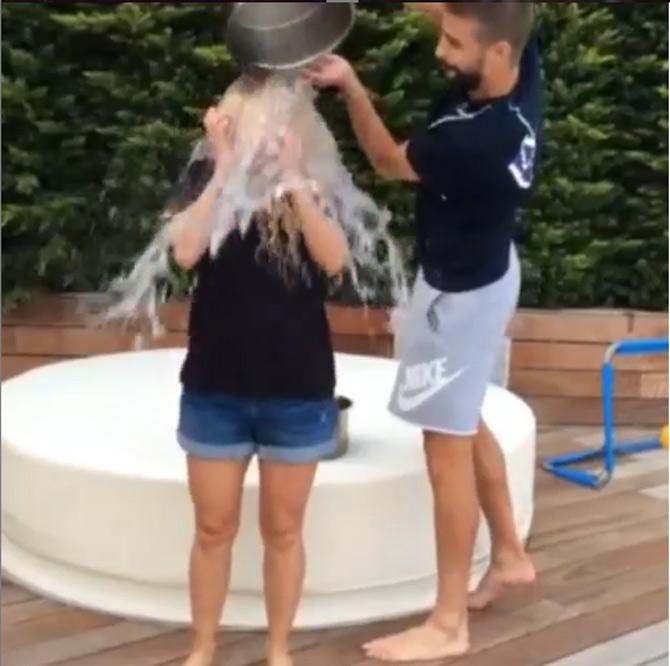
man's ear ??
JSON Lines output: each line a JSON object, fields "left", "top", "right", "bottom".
{"left": 491, "top": 40, "right": 514, "bottom": 67}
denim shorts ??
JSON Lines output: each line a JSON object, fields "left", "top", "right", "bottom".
{"left": 177, "top": 390, "right": 339, "bottom": 464}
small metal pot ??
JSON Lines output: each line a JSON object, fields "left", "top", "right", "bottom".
{"left": 325, "top": 396, "right": 353, "bottom": 461}
{"left": 225, "top": 2, "right": 356, "bottom": 71}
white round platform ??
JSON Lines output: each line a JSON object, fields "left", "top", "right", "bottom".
{"left": 1, "top": 350, "right": 536, "bottom": 629}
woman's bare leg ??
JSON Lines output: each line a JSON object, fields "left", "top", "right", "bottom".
{"left": 259, "top": 461, "right": 318, "bottom": 666}
{"left": 183, "top": 457, "right": 249, "bottom": 666}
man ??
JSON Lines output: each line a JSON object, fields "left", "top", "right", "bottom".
{"left": 305, "top": 2, "right": 542, "bottom": 662}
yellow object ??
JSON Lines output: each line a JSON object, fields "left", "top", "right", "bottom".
{"left": 662, "top": 425, "right": 669, "bottom": 450}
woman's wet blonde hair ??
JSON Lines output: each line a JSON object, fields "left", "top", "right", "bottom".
{"left": 215, "top": 73, "right": 314, "bottom": 282}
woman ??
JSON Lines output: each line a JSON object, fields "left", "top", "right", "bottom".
{"left": 169, "top": 85, "right": 349, "bottom": 666}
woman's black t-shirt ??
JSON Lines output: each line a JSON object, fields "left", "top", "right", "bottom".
{"left": 180, "top": 221, "right": 336, "bottom": 401}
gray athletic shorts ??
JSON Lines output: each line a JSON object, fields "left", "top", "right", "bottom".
{"left": 389, "top": 246, "right": 521, "bottom": 436}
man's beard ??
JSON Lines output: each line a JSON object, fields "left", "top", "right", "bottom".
{"left": 443, "top": 63, "right": 483, "bottom": 95}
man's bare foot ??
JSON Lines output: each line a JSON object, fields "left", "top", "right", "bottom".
{"left": 363, "top": 620, "right": 469, "bottom": 663}
{"left": 469, "top": 553, "right": 536, "bottom": 610}
{"left": 182, "top": 643, "right": 216, "bottom": 666}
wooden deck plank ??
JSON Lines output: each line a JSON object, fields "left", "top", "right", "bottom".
{"left": 2, "top": 599, "right": 65, "bottom": 626}
{"left": 2, "top": 583, "right": 37, "bottom": 607}
{"left": 529, "top": 516, "right": 667, "bottom": 578}
{"left": 534, "top": 428, "right": 667, "bottom": 511}
{"left": 641, "top": 485, "right": 669, "bottom": 502}
{"left": 639, "top": 658, "right": 669, "bottom": 666}
{"left": 36, "top": 629, "right": 257, "bottom": 666}
{"left": 5, "top": 621, "right": 172, "bottom": 666}
{"left": 616, "top": 452, "right": 668, "bottom": 480}
{"left": 546, "top": 554, "right": 667, "bottom": 612}
{"left": 544, "top": 621, "right": 668, "bottom": 666}
{"left": 530, "top": 493, "right": 668, "bottom": 552}
{"left": 2, "top": 608, "right": 118, "bottom": 653}
{"left": 535, "top": 427, "right": 657, "bottom": 457}
{"left": 158, "top": 626, "right": 356, "bottom": 666}
{"left": 535, "top": 471, "right": 669, "bottom": 512}
{"left": 55, "top": 630, "right": 192, "bottom": 666}
{"left": 439, "top": 589, "right": 669, "bottom": 666}
{"left": 281, "top": 616, "right": 438, "bottom": 666}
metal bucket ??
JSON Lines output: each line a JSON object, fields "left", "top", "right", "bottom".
{"left": 225, "top": 2, "right": 356, "bottom": 71}
{"left": 325, "top": 396, "right": 353, "bottom": 461}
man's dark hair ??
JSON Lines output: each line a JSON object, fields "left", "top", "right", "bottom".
{"left": 443, "top": 2, "right": 535, "bottom": 60}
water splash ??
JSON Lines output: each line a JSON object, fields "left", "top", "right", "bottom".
{"left": 101, "top": 72, "right": 409, "bottom": 330}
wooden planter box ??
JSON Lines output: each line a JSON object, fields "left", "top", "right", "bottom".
{"left": 2, "top": 294, "right": 668, "bottom": 427}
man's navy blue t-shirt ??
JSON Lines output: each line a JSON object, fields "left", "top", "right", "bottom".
{"left": 407, "top": 40, "right": 543, "bottom": 292}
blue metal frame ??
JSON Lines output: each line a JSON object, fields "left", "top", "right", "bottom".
{"left": 543, "top": 337, "right": 668, "bottom": 489}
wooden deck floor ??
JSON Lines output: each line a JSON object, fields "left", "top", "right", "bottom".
{"left": 545, "top": 621, "right": 668, "bottom": 666}
{"left": 3, "top": 428, "right": 668, "bottom": 666}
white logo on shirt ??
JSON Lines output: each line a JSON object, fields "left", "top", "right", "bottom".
{"left": 508, "top": 104, "right": 537, "bottom": 190}
{"left": 396, "top": 358, "right": 464, "bottom": 412}
{"left": 429, "top": 105, "right": 492, "bottom": 130}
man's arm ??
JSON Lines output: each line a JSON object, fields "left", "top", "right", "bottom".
{"left": 305, "top": 57, "right": 417, "bottom": 182}
{"left": 342, "top": 76, "right": 417, "bottom": 182}
{"left": 404, "top": 3, "right": 443, "bottom": 28}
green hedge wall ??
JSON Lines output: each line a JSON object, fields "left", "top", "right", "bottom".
{"left": 2, "top": 2, "right": 668, "bottom": 309}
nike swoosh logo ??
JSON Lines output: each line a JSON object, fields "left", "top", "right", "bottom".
{"left": 396, "top": 369, "right": 465, "bottom": 412}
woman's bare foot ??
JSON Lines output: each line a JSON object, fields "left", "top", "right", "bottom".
{"left": 469, "top": 553, "right": 536, "bottom": 610}
{"left": 363, "top": 619, "right": 469, "bottom": 663}
{"left": 267, "top": 649, "right": 293, "bottom": 666}
{"left": 183, "top": 643, "right": 216, "bottom": 666}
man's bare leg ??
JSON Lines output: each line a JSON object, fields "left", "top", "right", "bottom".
{"left": 364, "top": 431, "right": 476, "bottom": 662}
{"left": 469, "top": 421, "right": 535, "bottom": 610}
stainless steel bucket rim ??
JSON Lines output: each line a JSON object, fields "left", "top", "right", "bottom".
{"left": 226, "top": 2, "right": 355, "bottom": 71}
{"left": 229, "top": 3, "right": 324, "bottom": 33}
